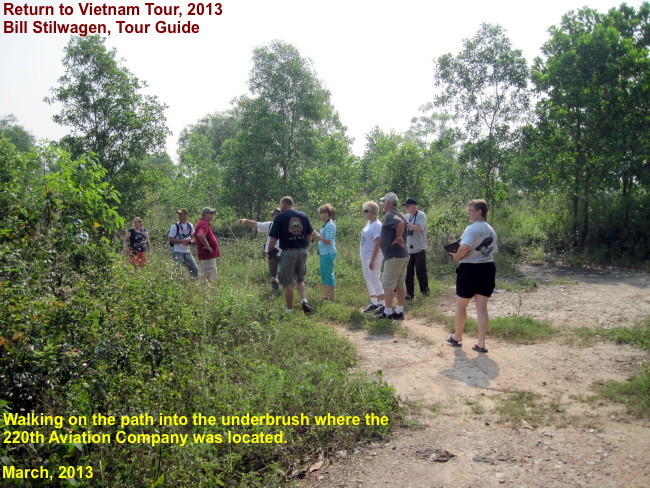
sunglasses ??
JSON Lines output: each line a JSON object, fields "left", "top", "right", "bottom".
{"left": 363, "top": 209, "right": 370, "bottom": 213}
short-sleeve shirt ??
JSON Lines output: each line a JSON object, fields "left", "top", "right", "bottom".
{"left": 318, "top": 220, "right": 336, "bottom": 255}
{"left": 380, "top": 209, "right": 409, "bottom": 260}
{"left": 169, "top": 222, "right": 194, "bottom": 253}
{"left": 406, "top": 210, "right": 427, "bottom": 253}
{"left": 459, "top": 221, "right": 498, "bottom": 263}
{"left": 269, "top": 209, "right": 313, "bottom": 250}
{"left": 360, "top": 220, "right": 383, "bottom": 258}
{"left": 256, "top": 221, "right": 282, "bottom": 255}
{"left": 195, "top": 218, "right": 220, "bottom": 260}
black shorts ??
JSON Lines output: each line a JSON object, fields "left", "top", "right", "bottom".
{"left": 456, "top": 262, "right": 496, "bottom": 299}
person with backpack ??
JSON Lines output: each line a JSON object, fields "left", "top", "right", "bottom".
{"left": 168, "top": 208, "right": 198, "bottom": 280}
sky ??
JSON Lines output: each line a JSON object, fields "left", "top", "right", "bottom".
{"left": 0, "top": 0, "right": 643, "bottom": 158}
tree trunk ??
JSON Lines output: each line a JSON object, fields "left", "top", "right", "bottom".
{"left": 582, "top": 173, "right": 589, "bottom": 245}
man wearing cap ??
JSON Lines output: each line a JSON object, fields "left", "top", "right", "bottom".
{"left": 237, "top": 208, "right": 282, "bottom": 290}
{"left": 195, "top": 207, "right": 220, "bottom": 281}
{"left": 267, "top": 196, "right": 313, "bottom": 314}
{"left": 378, "top": 192, "right": 409, "bottom": 320}
{"left": 168, "top": 208, "right": 198, "bottom": 280}
{"left": 403, "top": 197, "right": 430, "bottom": 299}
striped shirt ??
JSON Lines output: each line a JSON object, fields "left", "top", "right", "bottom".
{"left": 318, "top": 220, "right": 337, "bottom": 255}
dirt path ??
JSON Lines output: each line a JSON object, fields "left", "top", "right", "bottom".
{"left": 303, "top": 265, "right": 650, "bottom": 488}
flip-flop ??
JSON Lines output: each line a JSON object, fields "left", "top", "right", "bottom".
{"left": 472, "top": 345, "right": 488, "bottom": 353}
{"left": 446, "top": 335, "right": 462, "bottom": 347}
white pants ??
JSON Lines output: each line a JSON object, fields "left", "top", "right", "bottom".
{"left": 361, "top": 255, "right": 384, "bottom": 296}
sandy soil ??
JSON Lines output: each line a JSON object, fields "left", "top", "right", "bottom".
{"left": 302, "top": 264, "right": 650, "bottom": 488}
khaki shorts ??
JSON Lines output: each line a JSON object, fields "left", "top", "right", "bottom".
{"left": 199, "top": 258, "right": 217, "bottom": 280}
{"left": 381, "top": 257, "right": 409, "bottom": 290}
{"left": 278, "top": 249, "right": 308, "bottom": 286}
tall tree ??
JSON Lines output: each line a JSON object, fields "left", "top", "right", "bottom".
{"left": 169, "top": 111, "right": 239, "bottom": 213}
{"left": 532, "top": 3, "right": 650, "bottom": 246}
{"left": 360, "top": 128, "right": 431, "bottom": 206}
{"left": 304, "top": 131, "right": 360, "bottom": 207}
{"left": 434, "top": 23, "right": 530, "bottom": 203}
{"left": 405, "top": 103, "right": 454, "bottom": 149}
{"left": 248, "top": 40, "right": 338, "bottom": 197}
{"left": 219, "top": 97, "right": 283, "bottom": 219}
{"left": 0, "top": 114, "right": 35, "bottom": 152}
{"left": 177, "top": 110, "right": 238, "bottom": 175}
{"left": 360, "top": 127, "right": 403, "bottom": 195}
{"left": 45, "top": 35, "right": 170, "bottom": 216}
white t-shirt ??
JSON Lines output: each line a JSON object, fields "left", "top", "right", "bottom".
{"left": 256, "top": 221, "right": 282, "bottom": 255}
{"left": 459, "top": 221, "right": 498, "bottom": 263}
{"left": 360, "top": 220, "right": 383, "bottom": 258}
{"left": 169, "top": 222, "right": 194, "bottom": 253}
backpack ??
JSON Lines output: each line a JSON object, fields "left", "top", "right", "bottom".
{"left": 169, "top": 222, "right": 194, "bottom": 247}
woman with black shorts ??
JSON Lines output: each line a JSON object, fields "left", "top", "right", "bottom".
{"left": 446, "top": 199, "right": 498, "bottom": 353}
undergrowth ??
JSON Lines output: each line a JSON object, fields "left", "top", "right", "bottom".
{"left": 1, "top": 235, "right": 399, "bottom": 487}
{"left": 444, "top": 315, "right": 556, "bottom": 343}
{"left": 495, "top": 390, "right": 567, "bottom": 427}
{"left": 590, "top": 319, "right": 650, "bottom": 418}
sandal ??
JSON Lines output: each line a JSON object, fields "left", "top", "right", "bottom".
{"left": 446, "top": 335, "right": 462, "bottom": 347}
{"left": 472, "top": 345, "right": 488, "bottom": 353}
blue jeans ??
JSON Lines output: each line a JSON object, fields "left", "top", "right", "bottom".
{"left": 173, "top": 251, "right": 198, "bottom": 280}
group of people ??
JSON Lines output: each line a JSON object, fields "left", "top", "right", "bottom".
{"left": 237, "top": 201, "right": 337, "bottom": 305}
{"left": 358, "top": 194, "right": 498, "bottom": 352}
{"left": 357, "top": 193, "right": 432, "bottom": 321}
{"left": 123, "top": 195, "right": 498, "bottom": 352}
{"left": 123, "top": 207, "right": 220, "bottom": 282}
{"left": 238, "top": 196, "right": 317, "bottom": 313}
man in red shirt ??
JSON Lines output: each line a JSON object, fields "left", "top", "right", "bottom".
{"left": 195, "top": 207, "right": 220, "bottom": 281}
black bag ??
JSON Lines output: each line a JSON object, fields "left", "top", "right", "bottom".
{"left": 169, "top": 222, "right": 194, "bottom": 247}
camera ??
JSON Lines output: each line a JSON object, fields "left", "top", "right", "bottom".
{"left": 407, "top": 229, "right": 414, "bottom": 236}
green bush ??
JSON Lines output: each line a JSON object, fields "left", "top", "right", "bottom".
{"left": 1, "top": 194, "right": 400, "bottom": 487}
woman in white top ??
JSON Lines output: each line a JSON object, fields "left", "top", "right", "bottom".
{"left": 447, "top": 199, "right": 498, "bottom": 353}
{"left": 359, "top": 201, "right": 385, "bottom": 314}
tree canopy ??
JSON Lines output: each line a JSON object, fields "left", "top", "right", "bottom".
{"left": 0, "top": 115, "right": 36, "bottom": 152}
{"left": 532, "top": 3, "right": 650, "bottom": 246}
{"left": 434, "top": 23, "right": 530, "bottom": 204}
{"left": 46, "top": 35, "right": 170, "bottom": 216}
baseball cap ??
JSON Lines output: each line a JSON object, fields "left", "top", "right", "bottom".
{"left": 380, "top": 192, "right": 399, "bottom": 204}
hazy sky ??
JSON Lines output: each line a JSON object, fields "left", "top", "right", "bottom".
{"left": 0, "top": 0, "right": 642, "bottom": 157}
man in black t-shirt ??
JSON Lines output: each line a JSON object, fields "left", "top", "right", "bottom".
{"left": 268, "top": 196, "right": 314, "bottom": 314}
